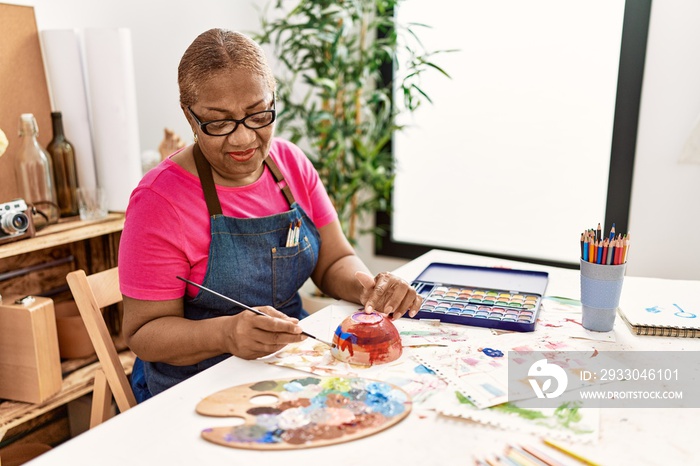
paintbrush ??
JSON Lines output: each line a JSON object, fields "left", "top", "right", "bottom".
{"left": 176, "top": 276, "right": 332, "bottom": 347}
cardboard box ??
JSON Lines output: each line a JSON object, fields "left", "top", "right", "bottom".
{"left": 0, "top": 295, "right": 62, "bottom": 403}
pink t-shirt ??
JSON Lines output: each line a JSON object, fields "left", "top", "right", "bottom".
{"left": 119, "top": 138, "right": 336, "bottom": 300}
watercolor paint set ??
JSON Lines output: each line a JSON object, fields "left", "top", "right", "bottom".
{"left": 409, "top": 263, "right": 549, "bottom": 332}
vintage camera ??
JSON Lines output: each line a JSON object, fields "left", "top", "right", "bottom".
{"left": 0, "top": 199, "right": 36, "bottom": 245}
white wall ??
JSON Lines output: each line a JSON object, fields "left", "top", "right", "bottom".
{"left": 626, "top": 0, "right": 700, "bottom": 280}
{"left": 10, "top": 0, "right": 700, "bottom": 279}
{"left": 9, "top": 0, "right": 261, "bottom": 156}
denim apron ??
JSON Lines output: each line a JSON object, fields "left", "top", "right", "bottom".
{"left": 134, "top": 144, "right": 321, "bottom": 399}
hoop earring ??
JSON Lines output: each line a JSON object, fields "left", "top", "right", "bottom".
{"left": 193, "top": 133, "right": 198, "bottom": 143}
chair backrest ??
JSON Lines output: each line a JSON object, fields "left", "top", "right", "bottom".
{"left": 66, "top": 267, "right": 137, "bottom": 427}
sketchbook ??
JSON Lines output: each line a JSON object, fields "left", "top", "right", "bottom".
{"left": 617, "top": 277, "right": 700, "bottom": 338}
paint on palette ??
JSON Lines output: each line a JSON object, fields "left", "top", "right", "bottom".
{"left": 331, "top": 312, "right": 402, "bottom": 366}
{"left": 197, "top": 376, "right": 412, "bottom": 450}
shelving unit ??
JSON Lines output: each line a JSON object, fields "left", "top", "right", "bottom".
{"left": 0, "top": 351, "right": 135, "bottom": 443}
{"left": 0, "top": 213, "right": 125, "bottom": 260}
{"left": 0, "top": 213, "right": 127, "bottom": 446}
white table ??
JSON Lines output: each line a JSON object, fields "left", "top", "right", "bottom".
{"left": 27, "top": 250, "right": 700, "bottom": 466}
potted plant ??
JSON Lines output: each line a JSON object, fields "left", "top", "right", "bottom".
{"left": 255, "top": 0, "right": 451, "bottom": 244}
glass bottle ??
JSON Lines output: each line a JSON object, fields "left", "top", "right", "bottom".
{"left": 16, "top": 113, "right": 60, "bottom": 226}
{"left": 47, "top": 112, "right": 79, "bottom": 217}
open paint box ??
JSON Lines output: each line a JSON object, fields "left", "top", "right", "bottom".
{"left": 409, "top": 263, "right": 549, "bottom": 332}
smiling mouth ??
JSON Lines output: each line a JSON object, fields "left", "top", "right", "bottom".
{"left": 228, "top": 148, "right": 256, "bottom": 162}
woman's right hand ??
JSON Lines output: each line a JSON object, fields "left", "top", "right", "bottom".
{"left": 225, "top": 306, "right": 306, "bottom": 359}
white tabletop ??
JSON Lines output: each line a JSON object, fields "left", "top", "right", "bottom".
{"left": 27, "top": 250, "right": 700, "bottom": 466}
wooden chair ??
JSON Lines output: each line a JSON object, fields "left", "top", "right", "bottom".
{"left": 66, "top": 267, "right": 137, "bottom": 428}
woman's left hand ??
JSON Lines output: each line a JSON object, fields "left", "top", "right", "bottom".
{"left": 355, "top": 271, "right": 423, "bottom": 320}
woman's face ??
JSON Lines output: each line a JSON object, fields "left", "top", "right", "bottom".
{"left": 187, "top": 68, "right": 275, "bottom": 186}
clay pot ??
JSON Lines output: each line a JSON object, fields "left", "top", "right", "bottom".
{"left": 54, "top": 300, "right": 95, "bottom": 359}
{"left": 330, "top": 312, "right": 402, "bottom": 366}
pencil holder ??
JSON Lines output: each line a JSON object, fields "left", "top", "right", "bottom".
{"left": 580, "top": 259, "right": 626, "bottom": 331}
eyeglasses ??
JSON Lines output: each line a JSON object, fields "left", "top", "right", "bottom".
{"left": 187, "top": 100, "right": 276, "bottom": 136}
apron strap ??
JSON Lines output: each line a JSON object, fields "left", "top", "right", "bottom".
{"left": 264, "top": 157, "right": 296, "bottom": 206}
{"left": 193, "top": 144, "right": 297, "bottom": 217}
{"left": 193, "top": 143, "right": 223, "bottom": 216}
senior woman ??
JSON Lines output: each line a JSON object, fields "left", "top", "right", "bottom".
{"left": 118, "top": 29, "right": 422, "bottom": 401}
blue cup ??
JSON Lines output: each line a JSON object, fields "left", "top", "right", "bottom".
{"left": 580, "top": 259, "right": 626, "bottom": 331}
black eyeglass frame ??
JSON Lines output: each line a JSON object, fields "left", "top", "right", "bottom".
{"left": 187, "top": 99, "right": 276, "bottom": 137}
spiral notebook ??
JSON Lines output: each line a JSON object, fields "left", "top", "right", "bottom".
{"left": 618, "top": 277, "right": 700, "bottom": 338}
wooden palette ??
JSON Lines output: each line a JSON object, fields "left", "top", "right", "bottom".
{"left": 196, "top": 376, "right": 412, "bottom": 450}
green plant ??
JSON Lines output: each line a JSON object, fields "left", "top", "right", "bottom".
{"left": 255, "top": 0, "right": 450, "bottom": 243}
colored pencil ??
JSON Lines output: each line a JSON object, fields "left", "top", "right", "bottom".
{"left": 497, "top": 455, "right": 520, "bottom": 466}
{"left": 542, "top": 439, "right": 601, "bottom": 466}
{"left": 610, "top": 239, "right": 616, "bottom": 265}
{"left": 611, "top": 239, "right": 617, "bottom": 265}
{"left": 616, "top": 239, "right": 624, "bottom": 265}
{"left": 505, "top": 445, "right": 543, "bottom": 466}
{"left": 581, "top": 224, "right": 630, "bottom": 265}
{"left": 581, "top": 223, "right": 629, "bottom": 265}
{"left": 520, "top": 444, "right": 564, "bottom": 466}
{"left": 601, "top": 238, "right": 609, "bottom": 265}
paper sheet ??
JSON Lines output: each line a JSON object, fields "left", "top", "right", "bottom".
{"left": 437, "top": 388, "right": 600, "bottom": 443}
{"left": 261, "top": 338, "right": 447, "bottom": 406}
{"left": 41, "top": 29, "right": 98, "bottom": 190}
{"left": 82, "top": 28, "right": 143, "bottom": 212}
{"left": 618, "top": 276, "right": 700, "bottom": 329}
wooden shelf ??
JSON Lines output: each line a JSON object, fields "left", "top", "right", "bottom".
{"left": 0, "top": 212, "right": 128, "bottom": 444}
{"left": 0, "top": 213, "right": 125, "bottom": 260}
{"left": 0, "top": 350, "right": 135, "bottom": 441}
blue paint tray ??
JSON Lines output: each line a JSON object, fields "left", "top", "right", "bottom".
{"left": 408, "top": 262, "right": 549, "bottom": 332}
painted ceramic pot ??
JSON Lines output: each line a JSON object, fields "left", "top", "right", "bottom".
{"left": 330, "top": 312, "right": 402, "bottom": 366}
